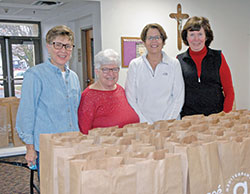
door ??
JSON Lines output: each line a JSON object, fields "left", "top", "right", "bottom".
{"left": 0, "top": 38, "right": 41, "bottom": 97}
{"left": 0, "top": 21, "right": 42, "bottom": 98}
{"left": 81, "top": 28, "right": 94, "bottom": 90}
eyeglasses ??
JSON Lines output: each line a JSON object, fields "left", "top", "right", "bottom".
{"left": 101, "top": 67, "right": 120, "bottom": 73}
{"left": 146, "top": 35, "right": 162, "bottom": 41}
{"left": 51, "top": 42, "right": 75, "bottom": 51}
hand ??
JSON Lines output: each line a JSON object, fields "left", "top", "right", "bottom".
{"left": 25, "top": 144, "right": 37, "bottom": 167}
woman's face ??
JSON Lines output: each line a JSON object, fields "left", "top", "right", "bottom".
{"left": 46, "top": 35, "right": 73, "bottom": 70}
{"left": 187, "top": 27, "right": 206, "bottom": 52}
{"left": 144, "top": 28, "right": 164, "bottom": 55}
{"left": 95, "top": 64, "right": 120, "bottom": 90}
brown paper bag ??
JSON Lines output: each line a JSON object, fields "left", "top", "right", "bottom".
{"left": 9, "top": 99, "right": 25, "bottom": 146}
{"left": 136, "top": 152, "right": 183, "bottom": 194}
{"left": 0, "top": 97, "right": 18, "bottom": 145}
{"left": 0, "top": 103, "right": 10, "bottom": 147}
{"left": 70, "top": 159, "right": 88, "bottom": 194}
{"left": 69, "top": 155, "right": 125, "bottom": 194}
{"left": 78, "top": 157, "right": 134, "bottom": 194}
{"left": 109, "top": 164, "right": 137, "bottom": 194}
{"left": 58, "top": 148, "right": 108, "bottom": 194}
{"left": 218, "top": 138, "right": 250, "bottom": 193}
{"left": 173, "top": 144, "right": 189, "bottom": 194}
{"left": 80, "top": 166, "right": 135, "bottom": 194}
{"left": 187, "top": 142, "right": 225, "bottom": 194}
{"left": 40, "top": 131, "right": 88, "bottom": 194}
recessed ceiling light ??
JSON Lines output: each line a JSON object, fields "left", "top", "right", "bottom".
{"left": 33, "top": 1, "right": 62, "bottom": 6}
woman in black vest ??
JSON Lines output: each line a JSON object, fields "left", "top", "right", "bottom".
{"left": 177, "top": 16, "right": 235, "bottom": 117}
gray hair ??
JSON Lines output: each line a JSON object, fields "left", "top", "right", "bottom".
{"left": 94, "top": 49, "right": 120, "bottom": 69}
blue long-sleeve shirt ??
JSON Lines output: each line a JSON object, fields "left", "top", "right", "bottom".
{"left": 16, "top": 59, "right": 81, "bottom": 151}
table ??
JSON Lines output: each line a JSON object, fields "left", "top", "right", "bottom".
{"left": 0, "top": 146, "right": 26, "bottom": 158}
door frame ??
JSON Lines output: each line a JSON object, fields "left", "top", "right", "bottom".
{"left": 0, "top": 37, "right": 8, "bottom": 96}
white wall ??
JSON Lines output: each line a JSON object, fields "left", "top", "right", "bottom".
{"left": 38, "top": 0, "right": 250, "bottom": 110}
{"left": 100, "top": 0, "right": 250, "bottom": 110}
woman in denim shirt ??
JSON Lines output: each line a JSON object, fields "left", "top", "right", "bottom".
{"left": 16, "top": 25, "right": 81, "bottom": 177}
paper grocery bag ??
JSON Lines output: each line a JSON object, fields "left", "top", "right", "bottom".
{"left": 187, "top": 142, "right": 225, "bottom": 194}
{"left": 58, "top": 148, "right": 108, "bottom": 194}
{"left": 69, "top": 155, "right": 124, "bottom": 194}
{"left": 40, "top": 131, "right": 87, "bottom": 194}
{"left": 79, "top": 157, "right": 134, "bottom": 194}
{"left": 217, "top": 140, "right": 240, "bottom": 192}
{"left": 136, "top": 152, "right": 183, "bottom": 194}
{"left": 70, "top": 159, "right": 88, "bottom": 194}
{"left": 0, "top": 103, "right": 10, "bottom": 147}
{"left": 0, "top": 97, "right": 19, "bottom": 145}
{"left": 110, "top": 164, "right": 137, "bottom": 194}
{"left": 218, "top": 138, "right": 250, "bottom": 193}
{"left": 9, "top": 99, "right": 25, "bottom": 146}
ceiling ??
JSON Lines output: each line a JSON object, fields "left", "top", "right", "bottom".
{"left": 0, "top": 0, "right": 92, "bottom": 21}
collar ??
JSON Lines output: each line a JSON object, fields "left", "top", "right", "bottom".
{"left": 189, "top": 46, "right": 207, "bottom": 56}
{"left": 142, "top": 51, "right": 171, "bottom": 66}
{"left": 45, "top": 59, "right": 70, "bottom": 74}
{"left": 182, "top": 47, "right": 215, "bottom": 60}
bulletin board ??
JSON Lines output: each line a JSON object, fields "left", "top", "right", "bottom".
{"left": 121, "top": 37, "right": 146, "bottom": 68}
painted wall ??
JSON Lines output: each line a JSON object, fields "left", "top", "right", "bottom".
{"left": 100, "top": 0, "right": 250, "bottom": 110}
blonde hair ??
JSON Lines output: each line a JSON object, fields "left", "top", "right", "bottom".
{"left": 46, "top": 25, "right": 74, "bottom": 44}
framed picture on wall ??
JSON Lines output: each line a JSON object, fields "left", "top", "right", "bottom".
{"left": 121, "top": 37, "right": 146, "bottom": 68}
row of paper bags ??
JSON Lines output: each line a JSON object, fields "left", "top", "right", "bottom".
{"left": 40, "top": 109, "right": 250, "bottom": 194}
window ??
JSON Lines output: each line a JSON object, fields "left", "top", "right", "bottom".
{"left": 0, "top": 21, "right": 39, "bottom": 37}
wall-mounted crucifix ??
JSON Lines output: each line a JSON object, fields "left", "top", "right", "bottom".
{"left": 169, "top": 4, "right": 189, "bottom": 50}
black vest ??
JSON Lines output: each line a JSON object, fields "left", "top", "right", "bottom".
{"left": 177, "top": 48, "right": 224, "bottom": 117}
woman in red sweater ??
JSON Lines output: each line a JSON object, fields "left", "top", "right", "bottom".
{"left": 78, "top": 49, "right": 139, "bottom": 134}
{"left": 177, "top": 16, "right": 235, "bottom": 117}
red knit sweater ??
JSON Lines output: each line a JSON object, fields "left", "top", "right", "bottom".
{"left": 189, "top": 46, "right": 235, "bottom": 112}
{"left": 78, "top": 84, "right": 139, "bottom": 134}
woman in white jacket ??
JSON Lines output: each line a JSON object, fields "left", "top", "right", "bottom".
{"left": 125, "top": 23, "right": 184, "bottom": 124}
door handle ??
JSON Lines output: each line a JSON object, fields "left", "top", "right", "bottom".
{"left": 2, "top": 76, "right": 14, "bottom": 83}
{"left": 2, "top": 76, "right": 8, "bottom": 82}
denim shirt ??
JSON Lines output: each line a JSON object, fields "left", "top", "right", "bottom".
{"left": 16, "top": 59, "right": 81, "bottom": 151}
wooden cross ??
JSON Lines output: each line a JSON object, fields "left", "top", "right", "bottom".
{"left": 169, "top": 4, "right": 189, "bottom": 50}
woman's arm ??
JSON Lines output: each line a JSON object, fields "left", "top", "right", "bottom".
{"left": 125, "top": 61, "right": 148, "bottom": 123}
{"left": 169, "top": 60, "right": 185, "bottom": 119}
{"left": 16, "top": 71, "right": 41, "bottom": 166}
{"left": 220, "top": 53, "right": 235, "bottom": 112}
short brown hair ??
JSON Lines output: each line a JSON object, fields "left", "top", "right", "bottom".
{"left": 140, "top": 23, "right": 167, "bottom": 44}
{"left": 46, "top": 25, "right": 74, "bottom": 44}
{"left": 181, "top": 16, "right": 214, "bottom": 47}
